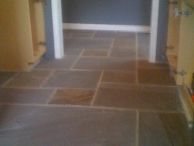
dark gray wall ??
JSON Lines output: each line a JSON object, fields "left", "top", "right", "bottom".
{"left": 156, "top": 0, "right": 169, "bottom": 62}
{"left": 43, "top": 0, "right": 55, "bottom": 59}
{"left": 62, "top": 0, "right": 152, "bottom": 25}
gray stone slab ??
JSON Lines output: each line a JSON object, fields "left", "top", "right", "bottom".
{"left": 5, "top": 70, "right": 51, "bottom": 88}
{"left": 73, "top": 57, "right": 136, "bottom": 71}
{"left": 81, "top": 50, "right": 109, "bottom": 57}
{"left": 139, "top": 112, "right": 193, "bottom": 146}
{"left": 48, "top": 88, "right": 95, "bottom": 105}
{"left": 0, "top": 88, "right": 54, "bottom": 104}
{"left": 36, "top": 56, "right": 78, "bottom": 69}
{"left": 101, "top": 71, "right": 136, "bottom": 84}
{"left": 64, "top": 38, "right": 113, "bottom": 50}
{"left": 109, "top": 48, "right": 136, "bottom": 58}
{"left": 93, "top": 31, "right": 136, "bottom": 39}
{"left": 93, "top": 84, "right": 180, "bottom": 111}
{"left": 138, "top": 68, "right": 175, "bottom": 86}
{"left": 43, "top": 70, "right": 101, "bottom": 89}
{"left": 0, "top": 72, "right": 17, "bottom": 86}
{"left": 0, "top": 105, "right": 137, "bottom": 146}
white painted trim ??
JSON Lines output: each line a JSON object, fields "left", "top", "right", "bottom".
{"left": 51, "top": 0, "right": 64, "bottom": 59}
{"left": 63, "top": 23, "right": 150, "bottom": 33}
{"left": 149, "top": 0, "right": 159, "bottom": 63}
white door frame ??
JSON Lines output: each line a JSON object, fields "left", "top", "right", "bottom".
{"left": 51, "top": 0, "right": 158, "bottom": 62}
{"left": 51, "top": 0, "right": 64, "bottom": 59}
{"left": 149, "top": 0, "right": 160, "bottom": 63}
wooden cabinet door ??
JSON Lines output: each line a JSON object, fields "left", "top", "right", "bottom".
{"left": 166, "top": 0, "right": 181, "bottom": 78}
{"left": 28, "top": 0, "right": 46, "bottom": 63}
{"left": 177, "top": 1, "right": 194, "bottom": 86}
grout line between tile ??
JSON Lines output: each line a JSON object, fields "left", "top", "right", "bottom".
{"left": 39, "top": 70, "right": 56, "bottom": 88}
{"left": 108, "top": 39, "right": 115, "bottom": 57}
{"left": 90, "top": 71, "right": 104, "bottom": 106}
{"left": 135, "top": 33, "right": 139, "bottom": 85}
{"left": 70, "top": 49, "right": 85, "bottom": 69}
{"left": 91, "top": 31, "right": 96, "bottom": 38}
{"left": 0, "top": 102, "right": 185, "bottom": 113}
{"left": 45, "top": 88, "right": 58, "bottom": 104}
{"left": 136, "top": 110, "right": 139, "bottom": 146}
{"left": 1, "top": 72, "right": 20, "bottom": 87}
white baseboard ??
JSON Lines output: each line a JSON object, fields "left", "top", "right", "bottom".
{"left": 63, "top": 23, "right": 150, "bottom": 33}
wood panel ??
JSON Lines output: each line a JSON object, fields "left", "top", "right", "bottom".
{"left": 177, "top": 1, "right": 194, "bottom": 86}
{"left": 166, "top": 0, "right": 181, "bottom": 81}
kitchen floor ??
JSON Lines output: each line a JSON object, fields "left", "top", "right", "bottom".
{"left": 0, "top": 30, "right": 193, "bottom": 146}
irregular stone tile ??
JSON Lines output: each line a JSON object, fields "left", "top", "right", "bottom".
{"left": 73, "top": 57, "right": 136, "bottom": 71}
{"left": 136, "top": 86, "right": 180, "bottom": 111}
{"left": 5, "top": 70, "right": 51, "bottom": 88}
{"left": 64, "top": 29, "right": 95, "bottom": 34}
{"left": 63, "top": 32, "right": 72, "bottom": 38}
{"left": 139, "top": 112, "right": 193, "bottom": 146}
{"left": 138, "top": 68, "right": 175, "bottom": 86}
{"left": 64, "top": 49, "right": 83, "bottom": 56}
{"left": 0, "top": 105, "right": 137, "bottom": 146}
{"left": 0, "top": 72, "right": 17, "bottom": 86}
{"left": 113, "top": 38, "right": 135, "bottom": 47}
{"left": 109, "top": 48, "right": 136, "bottom": 58}
{"left": 101, "top": 71, "right": 136, "bottom": 84}
{"left": 36, "top": 56, "right": 78, "bottom": 69}
{"left": 0, "top": 88, "right": 54, "bottom": 104}
{"left": 93, "top": 31, "right": 135, "bottom": 39}
{"left": 111, "top": 46, "right": 135, "bottom": 50}
{"left": 48, "top": 89, "right": 95, "bottom": 105}
{"left": 93, "top": 84, "right": 179, "bottom": 111}
{"left": 64, "top": 38, "right": 113, "bottom": 50}
{"left": 81, "top": 50, "right": 108, "bottom": 57}
{"left": 137, "top": 33, "right": 150, "bottom": 58}
{"left": 138, "top": 60, "right": 169, "bottom": 69}
{"left": 71, "top": 33, "right": 93, "bottom": 38}
{"left": 43, "top": 70, "right": 101, "bottom": 89}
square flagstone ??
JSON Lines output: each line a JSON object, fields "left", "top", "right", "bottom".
{"left": 138, "top": 68, "right": 175, "bottom": 86}
{"left": 43, "top": 70, "right": 101, "bottom": 89}
{"left": 0, "top": 88, "right": 54, "bottom": 104}
{"left": 81, "top": 50, "right": 108, "bottom": 57}
{"left": 48, "top": 89, "right": 95, "bottom": 105}
{"left": 101, "top": 71, "right": 136, "bottom": 84}
{"left": 5, "top": 70, "right": 51, "bottom": 88}
{"left": 139, "top": 112, "right": 193, "bottom": 146}
{"left": 0, "top": 72, "right": 17, "bottom": 86}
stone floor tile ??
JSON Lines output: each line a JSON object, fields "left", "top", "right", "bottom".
{"left": 48, "top": 88, "right": 95, "bottom": 105}
{"left": 139, "top": 112, "right": 193, "bottom": 146}
{"left": 81, "top": 50, "right": 108, "bottom": 57}
{"left": 43, "top": 70, "right": 101, "bottom": 89}
{"left": 109, "top": 48, "right": 136, "bottom": 58}
{"left": 73, "top": 57, "right": 136, "bottom": 71}
{"left": 5, "top": 70, "right": 51, "bottom": 88}
{"left": 138, "top": 68, "right": 175, "bottom": 86}
{"left": 64, "top": 38, "right": 113, "bottom": 50}
{"left": 137, "top": 33, "right": 150, "bottom": 58}
{"left": 71, "top": 33, "right": 93, "bottom": 38}
{"left": 93, "top": 84, "right": 179, "bottom": 111}
{"left": 0, "top": 105, "right": 137, "bottom": 146}
{"left": 64, "top": 29, "right": 95, "bottom": 34}
{"left": 101, "top": 71, "right": 136, "bottom": 84}
{"left": 113, "top": 38, "right": 135, "bottom": 47}
{"left": 93, "top": 31, "right": 135, "bottom": 39}
{"left": 36, "top": 56, "right": 78, "bottom": 69}
{"left": 138, "top": 60, "right": 169, "bottom": 69}
{"left": 64, "top": 49, "right": 83, "bottom": 56}
{"left": 0, "top": 88, "right": 54, "bottom": 104}
{"left": 0, "top": 72, "right": 17, "bottom": 86}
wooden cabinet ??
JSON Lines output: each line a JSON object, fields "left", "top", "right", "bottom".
{"left": 167, "top": 0, "right": 194, "bottom": 126}
{"left": 0, "top": 0, "right": 46, "bottom": 71}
